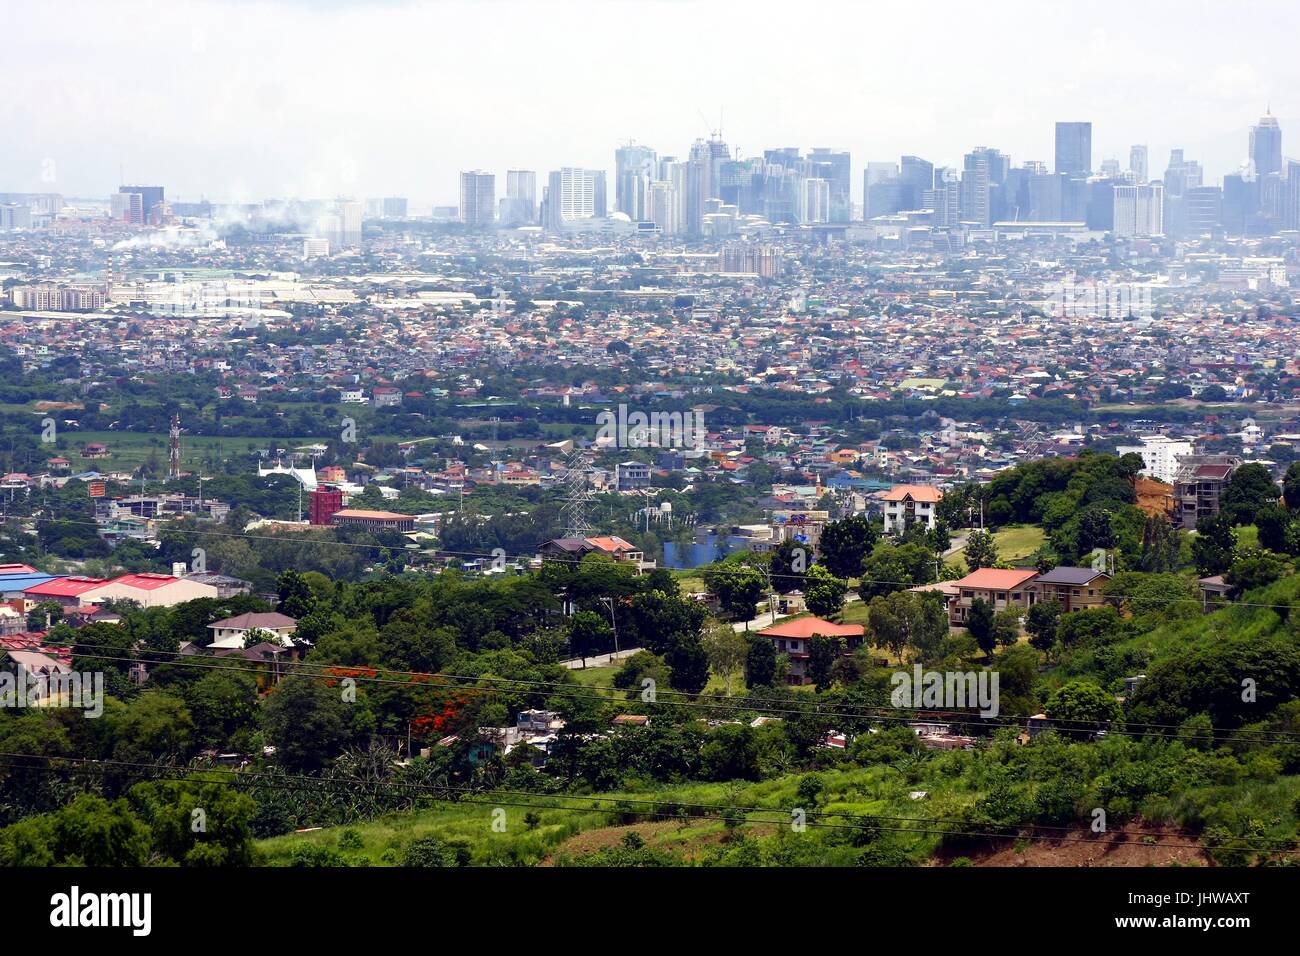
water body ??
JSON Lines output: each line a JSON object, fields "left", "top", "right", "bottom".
{"left": 663, "top": 534, "right": 754, "bottom": 569}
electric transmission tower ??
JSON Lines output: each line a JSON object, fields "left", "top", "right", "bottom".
{"left": 561, "top": 448, "right": 594, "bottom": 538}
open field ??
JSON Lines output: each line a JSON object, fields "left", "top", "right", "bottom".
{"left": 957, "top": 525, "right": 1046, "bottom": 571}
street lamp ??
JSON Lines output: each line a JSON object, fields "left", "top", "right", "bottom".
{"left": 600, "top": 596, "right": 621, "bottom": 662}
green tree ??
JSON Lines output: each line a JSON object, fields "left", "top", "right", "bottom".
{"left": 1024, "top": 600, "right": 1062, "bottom": 652}
{"left": 965, "top": 598, "right": 996, "bottom": 657}
{"left": 1192, "top": 511, "right": 1236, "bottom": 576}
{"left": 803, "top": 564, "right": 847, "bottom": 619}
{"left": 262, "top": 675, "right": 354, "bottom": 774}
{"left": 1221, "top": 462, "right": 1281, "bottom": 525}
{"left": 1045, "top": 680, "right": 1119, "bottom": 729}
{"left": 566, "top": 610, "right": 612, "bottom": 667}
{"left": 744, "top": 635, "right": 777, "bottom": 688}
{"left": 807, "top": 635, "right": 843, "bottom": 692}
{"left": 817, "top": 514, "right": 879, "bottom": 579}
{"left": 701, "top": 620, "right": 748, "bottom": 695}
{"left": 963, "top": 529, "right": 999, "bottom": 570}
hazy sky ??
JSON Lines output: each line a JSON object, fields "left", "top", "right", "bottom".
{"left": 5, "top": 0, "right": 1298, "bottom": 207}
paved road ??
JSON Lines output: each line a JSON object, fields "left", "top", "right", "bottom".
{"left": 562, "top": 648, "right": 642, "bottom": 669}
{"left": 731, "top": 591, "right": 862, "bottom": 632}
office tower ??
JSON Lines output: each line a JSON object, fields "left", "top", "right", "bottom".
{"left": 1283, "top": 160, "right": 1300, "bottom": 231}
{"left": 543, "top": 168, "right": 604, "bottom": 230}
{"left": 798, "top": 177, "right": 830, "bottom": 223}
{"left": 499, "top": 170, "right": 536, "bottom": 225}
{"left": 863, "top": 162, "right": 900, "bottom": 217}
{"left": 1088, "top": 180, "right": 1117, "bottom": 230}
{"left": 808, "top": 148, "right": 851, "bottom": 222}
{"left": 116, "top": 185, "right": 165, "bottom": 224}
{"left": 1024, "top": 171, "right": 1061, "bottom": 220}
{"left": 1185, "top": 185, "right": 1223, "bottom": 235}
{"left": 1129, "top": 145, "right": 1148, "bottom": 183}
{"left": 615, "top": 142, "right": 656, "bottom": 221}
{"left": 899, "top": 156, "right": 934, "bottom": 210}
{"left": 1100, "top": 158, "right": 1122, "bottom": 178}
{"left": 718, "top": 158, "right": 756, "bottom": 213}
{"left": 960, "top": 148, "right": 1007, "bottom": 226}
{"left": 647, "top": 180, "right": 680, "bottom": 235}
{"left": 866, "top": 179, "right": 904, "bottom": 218}
{"left": 686, "top": 140, "right": 713, "bottom": 236}
{"left": 458, "top": 171, "right": 496, "bottom": 226}
{"left": 1055, "top": 122, "right": 1092, "bottom": 176}
{"left": 1112, "top": 183, "right": 1164, "bottom": 236}
{"left": 1250, "top": 111, "right": 1282, "bottom": 178}
{"left": 337, "top": 200, "right": 363, "bottom": 247}
{"left": 381, "top": 197, "right": 407, "bottom": 218}
{"left": 1222, "top": 173, "right": 1261, "bottom": 235}
{"left": 930, "top": 168, "right": 961, "bottom": 227}
{"left": 1164, "top": 149, "right": 1203, "bottom": 193}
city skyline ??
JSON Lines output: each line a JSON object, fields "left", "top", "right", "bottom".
{"left": 4, "top": 0, "right": 1298, "bottom": 203}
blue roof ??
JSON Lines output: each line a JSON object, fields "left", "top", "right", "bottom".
{"left": 0, "top": 572, "right": 58, "bottom": 592}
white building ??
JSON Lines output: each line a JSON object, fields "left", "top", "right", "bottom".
{"left": 1112, "top": 182, "right": 1164, "bottom": 237}
{"left": 881, "top": 485, "right": 942, "bottom": 533}
{"left": 80, "top": 573, "right": 218, "bottom": 609}
{"left": 1115, "top": 434, "right": 1194, "bottom": 484}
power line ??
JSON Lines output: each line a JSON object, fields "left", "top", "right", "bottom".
{"left": 0, "top": 753, "right": 1282, "bottom": 852}
{"left": 34, "top": 641, "right": 1300, "bottom": 745}
{"left": 4, "top": 512, "right": 1292, "bottom": 609}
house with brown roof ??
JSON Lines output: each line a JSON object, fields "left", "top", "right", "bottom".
{"left": 882, "top": 484, "right": 943, "bottom": 533}
{"left": 1028, "top": 566, "right": 1111, "bottom": 613}
{"left": 208, "top": 612, "right": 299, "bottom": 650}
{"left": 948, "top": 567, "right": 1040, "bottom": 627}
{"left": 757, "top": 615, "right": 865, "bottom": 686}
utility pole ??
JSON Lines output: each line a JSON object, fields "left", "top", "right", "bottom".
{"left": 600, "top": 596, "right": 620, "bottom": 661}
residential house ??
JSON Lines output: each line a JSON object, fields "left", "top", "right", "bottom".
{"left": 948, "top": 567, "right": 1040, "bottom": 627}
{"left": 757, "top": 615, "right": 865, "bottom": 686}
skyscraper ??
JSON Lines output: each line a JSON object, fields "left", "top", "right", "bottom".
{"left": 117, "top": 185, "right": 165, "bottom": 224}
{"left": 808, "top": 148, "right": 851, "bottom": 222}
{"left": 459, "top": 171, "right": 496, "bottom": 226}
{"left": 1112, "top": 183, "right": 1164, "bottom": 237}
{"left": 1129, "top": 145, "right": 1148, "bottom": 183}
{"left": 1055, "top": 122, "right": 1092, "bottom": 176}
{"left": 543, "top": 168, "right": 604, "bottom": 231}
{"left": 899, "top": 156, "right": 934, "bottom": 211}
{"left": 1250, "top": 111, "right": 1282, "bottom": 178}
{"left": 798, "top": 178, "right": 830, "bottom": 224}
{"left": 500, "top": 170, "right": 536, "bottom": 225}
{"left": 615, "top": 143, "right": 656, "bottom": 221}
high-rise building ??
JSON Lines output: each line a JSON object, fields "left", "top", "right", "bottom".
{"left": 459, "top": 171, "right": 496, "bottom": 226}
{"left": 1054, "top": 122, "right": 1092, "bottom": 176}
{"left": 116, "top": 185, "right": 165, "bottom": 225}
{"left": 961, "top": 148, "right": 1008, "bottom": 226}
{"left": 500, "top": 170, "right": 537, "bottom": 225}
{"left": 1250, "top": 111, "right": 1282, "bottom": 178}
{"left": 808, "top": 148, "right": 851, "bottom": 222}
{"left": 615, "top": 143, "right": 657, "bottom": 221}
{"left": 337, "top": 200, "right": 363, "bottom": 247}
{"left": 898, "top": 156, "right": 934, "bottom": 211}
{"left": 647, "top": 179, "right": 680, "bottom": 235}
{"left": 381, "top": 197, "right": 408, "bottom": 218}
{"left": 1185, "top": 185, "right": 1223, "bottom": 235}
{"left": 543, "top": 168, "right": 605, "bottom": 230}
{"left": 1129, "top": 145, "right": 1148, "bottom": 183}
{"left": 929, "top": 168, "right": 961, "bottom": 227}
{"left": 1112, "top": 183, "right": 1164, "bottom": 237}
{"left": 798, "top": 178, "right": 830, "bottom": 223}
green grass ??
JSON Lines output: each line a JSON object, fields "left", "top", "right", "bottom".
{"left": 1235, "top": 524, "right": 1259, "bottom": 550}
{"left": 957, "top": 525, "right": 1046, "bottom": 571}
{"left": 255, "top": 765, "right": 944, "bottom": 867}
